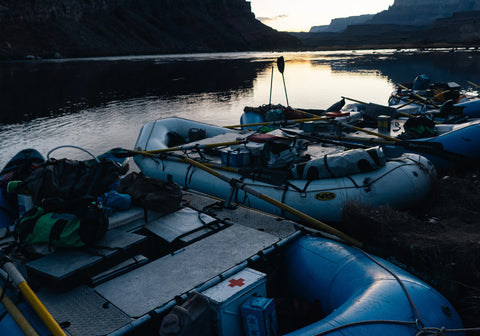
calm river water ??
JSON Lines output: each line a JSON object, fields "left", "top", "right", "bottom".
{"left": 1, "top": 49, "right": 479, "bottom": 168}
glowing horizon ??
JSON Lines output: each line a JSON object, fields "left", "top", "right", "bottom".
{"left": 249, "top": 0, "right": 394, "bottom": 32}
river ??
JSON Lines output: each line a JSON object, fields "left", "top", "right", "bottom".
{"left": 1, "top": 49, "right": 479, "bottom": 168}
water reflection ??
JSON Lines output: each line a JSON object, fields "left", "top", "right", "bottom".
{"left": 0, "top": 56, "right": 272, "bottom": 124}
{"left": 1, "top": 50, "right": 479, "bottom": 169}
{"left": 308, "top": 49, "right": 480, "bottom": 86}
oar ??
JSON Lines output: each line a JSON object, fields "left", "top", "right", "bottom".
{"left": 292, "top": 108, "right": 320, "bottom": 118}
{"left": 327, "top": 133, "right": 464, "bottom": 160}
{"left": 277, "top": 56, "right": 289, "bottom": 106}
{"left": 268, "top": 65, "right": 274, "bottom": 105}
{"left": 0, "top": 281, "right": 39, "bottom": 336}
{"left": 397, "top": 84, "right": 440, "bottom": 108}
{"left": 281, "top": 128, "right": 369, "bottom": 149}
{"left": 1, "top": 253, "right": 66, "bottom": 336}
{"left": 342, "top": 96, "right": 424, "bottom": 120}
{"left": 168, "top": 154, "right": 362, "bottom": 247}
{"left": 112, "top": 140, "right": 247, "bottom": 157}
{"left": 467, "top": 81, "right": 480, "bottom": 90}
{"left": 224, "top": 116, "right": 328, "bottom": 129}
{"left": 335, "top": 119, "right": 403, "bottom": 142}
{"left": 281, "top": 128, "right": 451, "bottom": 158}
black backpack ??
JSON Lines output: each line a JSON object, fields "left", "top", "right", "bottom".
{"left": 118, "top": 172, "right": 182, "bottom": 214}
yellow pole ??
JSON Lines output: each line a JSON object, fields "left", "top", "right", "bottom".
{"left": 2, "top": 261, "right": 66, "bottom": 336}
{"left": 176, "top": 155, "right": 362, "bottom": 247}
{"left": 0, "top": 286, "right": 39, "bottom": 336}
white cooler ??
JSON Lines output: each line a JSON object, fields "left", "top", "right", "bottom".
{"left": 202, "top": 267, "right": 267, "bottom": 336}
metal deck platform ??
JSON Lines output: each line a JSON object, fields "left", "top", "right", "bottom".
{"left": 94, "top": 224, "right": 279, "bottom": 318}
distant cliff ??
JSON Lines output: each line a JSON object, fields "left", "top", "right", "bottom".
{"left": 0, "top": 0, "right": 300, "bottom": 60}
{"left": 293, "top": 10, "right": 480, "bottom": 50}
{"left": 369, "top": 0, "right": 480, "bottom": 26}
{"left": 309, "top": 0, "right": 480, "bottom": 33}
{"left": 310, "top": 14, "right": 374, "bottom": 33}
{"left": 297, "top": 0, "right": 480, "bottom": 50}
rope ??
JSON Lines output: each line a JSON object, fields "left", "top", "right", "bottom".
{"left": 313, "top": 320, "right": 480, "bottom": 336}
{"left": 47, "top": 145, "right": 100, "bottom": 163}
{"left": 309, "top": 246, "right": 480, "bottom": 336}
{"left": 416, "top": 326, "right": 480, "bottom": 335}
{"left": 237, "top": 161, "right": 415, "bottom": 194}
{"left": 356, "top": 248, "right": 423, "bottom": 323}
{"left": 312, "top": 319, "right": 417, "bottom": 336}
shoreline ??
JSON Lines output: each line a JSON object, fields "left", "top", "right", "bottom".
{"left": 1, "top": 43, "right": 479, "bottom": 62}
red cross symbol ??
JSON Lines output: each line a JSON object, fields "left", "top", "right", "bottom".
{"left": 228, "top": 278, "right": 245, "bottom": 288}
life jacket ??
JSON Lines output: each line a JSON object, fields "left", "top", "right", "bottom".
{"left": 400, "top": 116, "right": 437, "bottom": 139}
{"left": 14, "top": 204, "right": 108, "bottom": 248}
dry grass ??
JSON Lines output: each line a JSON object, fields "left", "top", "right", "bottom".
{"left": 341, "top": 166, "right": 480, "bottom": 327}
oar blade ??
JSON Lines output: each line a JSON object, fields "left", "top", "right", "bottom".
{"left": 277, "top": 56, "right": 285, "bottom": 74}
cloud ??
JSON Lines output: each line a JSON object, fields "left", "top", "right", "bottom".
{"left": 257, "top": 14, "right": 288, "bottom": 23}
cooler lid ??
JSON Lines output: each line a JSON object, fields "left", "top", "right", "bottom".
{"left": 202, "top": 268, "right": 266, "bottom": 304}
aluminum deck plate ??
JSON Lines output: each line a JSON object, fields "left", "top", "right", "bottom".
{"left": 37, "top": 286, "right": 131, "bottom": 336}
{"left": 94, "top": 224, "right": 279, "bottom": 317}
{"left": 26, "top": 229, "right": 146, "bottom": 281}
{"left": 145, "top": 207, "right": 216, "bottom": 242}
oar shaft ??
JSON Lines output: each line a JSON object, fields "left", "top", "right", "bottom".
{"left": 341, "top": 123, "right": 401, "bottom": 142}
{"left": 468, "top": 81, "right": 480, "bottom": 89}
{"left": 282, "top": 74, "right": 289, "bottom": 106}
{"left": 294, "top": 109, "right": 319, "bottom": 118}
{"left": 397, "top": 84, "right": 440, "bottom": 108}
{"left": 342, "top": 96, "right": 368, "bottom": 105}
{"left": 397, "top": 100, "right": 414, "bottom": 109}
{"left": 146, "top": 140, "right": 246, "bottom": 154}
{"left": 225, "top": 116, "right": 327, "bottom": 129}
{"left": 269, "top": 66, "right": 274, "bottom": 105}
{"left": 2, "top": 261, "right": 66, "bottom": 336}
{"left": 0, "top": 285, "right": 39, "bottom": 336}
{"left": 179, "top": 156, "right": 362, "bottom": 247}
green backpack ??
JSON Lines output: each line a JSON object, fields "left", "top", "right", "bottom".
{"left": 14, "top": 204, "right": 108, "bottom": 248}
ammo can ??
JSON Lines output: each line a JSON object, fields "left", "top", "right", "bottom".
{"left": 377, "top": 115, "right": 391, "bottom": 133}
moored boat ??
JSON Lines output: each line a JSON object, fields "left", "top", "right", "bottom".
{"left": 0, "top": 148, "right": 465, "bottom": 336}
{"left": 133, "top": 117, "right": 435, "bottom": 223}
{"left": 387, "top": 75, "right": 480, "bottom": 119}
{"left": 239, "top": 101, "right": 480, "bottom": 171}
{"left": 301, "top": 116, "right": 480, "bottom": 171}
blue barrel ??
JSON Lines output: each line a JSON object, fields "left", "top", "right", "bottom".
{"left": 412, "top": 74, "right": 430, "bottom": 91}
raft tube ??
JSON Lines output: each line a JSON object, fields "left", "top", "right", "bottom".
{"left": 283, "top": 235, "right": 464, "bottom": 336}
{"left": 134, "top": 118, "right": 436, "bottom": 223}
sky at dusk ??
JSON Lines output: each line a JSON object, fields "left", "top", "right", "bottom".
{"left": 249, "top": 0, "right": 395, "bottom": 32}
